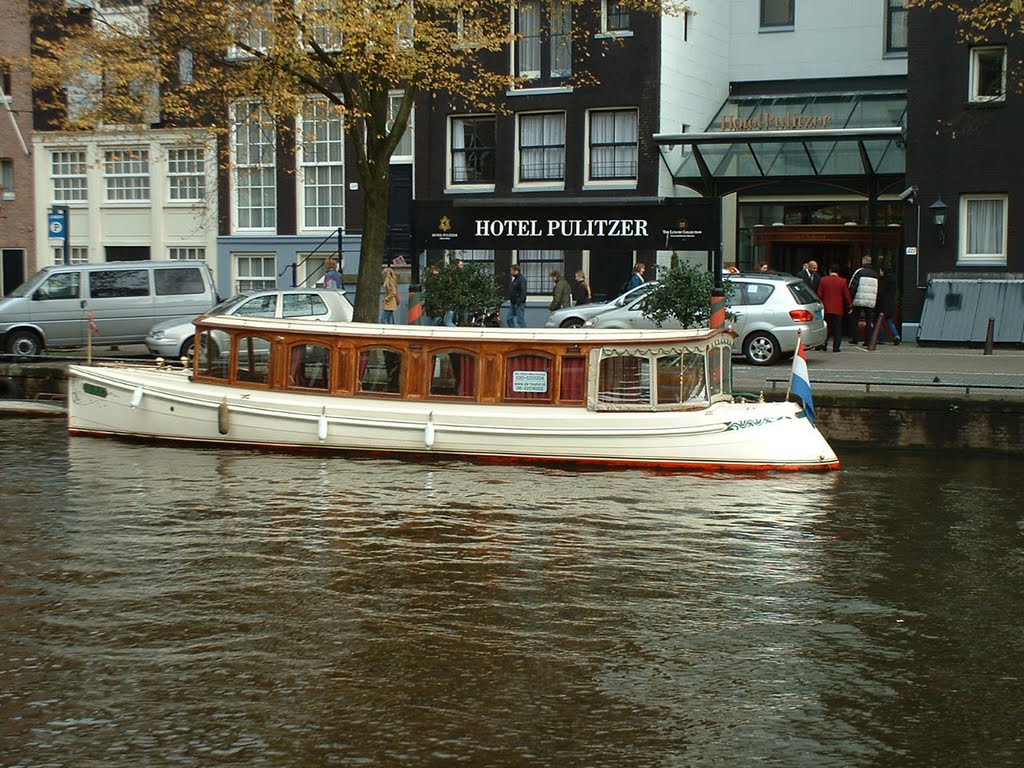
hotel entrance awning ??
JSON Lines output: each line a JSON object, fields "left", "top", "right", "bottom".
{"left": 653, "top": 89, "right": 907, "bottom": 198}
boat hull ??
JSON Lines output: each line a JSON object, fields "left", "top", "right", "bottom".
{"left": 68, "top": 365, "right": 839, "bottom": 472}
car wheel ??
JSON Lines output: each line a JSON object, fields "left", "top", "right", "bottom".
{"left": 742, "top": 331, "right": 780, "bottom": 366}
{"left": 180, "top": 335, "right": 217, "bottom": 361}
{"left": 559, "top": 317, "right": 584, "bottom": 328}
{"left": 6, "top": 329, "right": 43, "bottom": 357}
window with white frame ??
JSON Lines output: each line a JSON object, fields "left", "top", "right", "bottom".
{"left": 760, "top": 0, "right": 794, "bottom": 29}
{"left": 959, "top": 195, "right": 1007, "bottom": 265}
{"left": 229, "top": 2, "right": 273, "bottom": 58}
{"left": 518, "top": 112, "right": 565, "bottom": 183}
{"left": 885, "top": 0, "right": 908, "bottom": 54}
{"left": 300, "top": 99, "right": 344, "bottom": 230}
{"left": 515, "top": 0, "right": 572, "bottom": 84}
{"left": 970, "top": 46, "right": 1006, "bottom": 102}
{"left": 234, "top": 254, "right": 277, "bottom": 292}
{"left": 451, "top": 115, "right": 496, "bottom": 185}
{"left": 388, "top": 92, "right": 414, "bottom": 162}
{"left": 104, "top": 148, "right": 150, "bottom": 201}
{"left": 454, "top": 249, "right": 495, "bottom": 273}
{"left": 0, "top": 158, "right": 13, "bottom": 200}
{"left": 233, "top": 102, "right": 277, "bottom": 230}
{"left": 303, "top": 1, "right": 344, "bottom": 50}
{"left": 52, "top": 150, "right": 88, "bottom": 203}
{"left": 588, "top": 109, "right": 638, "bottom": 182}
{"left": 516, "top": 250, "right": 565, "bottom": 294}
{"left": 168, "top": 246, "right": 206, "bottom": 260}
{"left": 602, "top": 0, "right": 630, "bottom": 34}
{"left": 52, "top": 246, "right": 89, "bottom": 265}
{"left": 167, "top": 146, "right": 206, "bottom": 201}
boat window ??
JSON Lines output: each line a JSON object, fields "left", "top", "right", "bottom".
{"left": 708, "top": 345, "right": 731, "bottom": 399}
{"left": 235, "top": 335, "right": 272, "bottom": 385}
{"left": 358, "top": 347, "right": 402, "bottom": 394}
{"left": 197, "top": 328, "right": 228, "bottom": 379}
{"left": 430, "top": 350, "right": 477, "bottom": 398}
{"left": 505, "top": 353, "right": 553, "bottom": 401}
{"left": 597, "top": 354, "right": 650, "bottom": 405}
{"left": 288, "top": 342, "right": 331, "bottom": 390}
{"left": 656, "top": 352, "right": 707, "bottom": 406}
{"left": 559, "top": 356, "right": 586, "bottom": 402}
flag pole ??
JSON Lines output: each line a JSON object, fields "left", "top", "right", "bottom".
{"left": 786, "top": 330, "right": 803, "bottom": 403}
{"left": 86, "top": 313, "right": 93, "bottom": 364}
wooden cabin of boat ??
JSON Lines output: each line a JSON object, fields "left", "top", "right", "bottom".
{"left": 190, "top": 317, "right": 738, "bottom": 411}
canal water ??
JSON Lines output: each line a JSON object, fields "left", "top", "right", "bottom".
{"left": 1, "top": 418, "right": 1022, "bottom": 767}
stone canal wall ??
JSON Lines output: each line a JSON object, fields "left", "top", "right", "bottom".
{"left": 1, "top": 361, "right": 1021, "bottom": 455}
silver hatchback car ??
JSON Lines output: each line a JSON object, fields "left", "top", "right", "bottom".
{"left": 584, "top": 273, "right": 826, "bottom": 366}
{"left": 145, "top": 288, "right": 354, "bottom": 359}
{"left": 544, "top": 281, "right": 660, "bottom": 328}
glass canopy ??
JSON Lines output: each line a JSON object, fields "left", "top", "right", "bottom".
{"left": 656, "top": 90, "right": 906, "bottom": 192}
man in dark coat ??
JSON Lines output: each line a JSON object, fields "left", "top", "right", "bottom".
{"left": 798, "top": 260, "right": 821, "bottom": 294}
{"left": 506, "top": 264, "right": 527, "bottom": 328}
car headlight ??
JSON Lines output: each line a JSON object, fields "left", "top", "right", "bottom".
{"left": 149, "top": 330, "right": 165, "bottom": 340}
{"left": 583, "top": 317, "right": 597, "bottom": 327}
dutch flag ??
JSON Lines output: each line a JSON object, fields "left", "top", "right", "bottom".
{"left": 790, "top": 337, "right": 815, "bottom": 424}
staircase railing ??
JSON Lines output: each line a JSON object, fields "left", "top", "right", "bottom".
{"left": 279, "top": 228, "right": 344, "bottom": 287}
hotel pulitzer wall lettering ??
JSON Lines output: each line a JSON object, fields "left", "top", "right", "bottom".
{"left": 413, "top": 202, "right": 717, "bottom": 251}
{"left": 721, "top": 113, "right": 833, "bottom": 131}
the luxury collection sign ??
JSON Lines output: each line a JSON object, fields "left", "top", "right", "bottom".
{"left": 413, "top": 201, "right": 717, "bottom": 251}
{"left": 720, "top": 113, "right": 833, "bottom": 131}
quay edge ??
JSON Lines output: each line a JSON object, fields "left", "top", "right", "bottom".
{"left": 0, "top": 359, "right": 1021, "bottom": 455}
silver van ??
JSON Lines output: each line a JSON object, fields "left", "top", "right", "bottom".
{"left": 0, "top": 261, "right": 218, "bottom": 356}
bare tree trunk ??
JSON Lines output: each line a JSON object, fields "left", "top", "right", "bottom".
{"left": 352, "top": 161, "right": 390, "bottom": 323}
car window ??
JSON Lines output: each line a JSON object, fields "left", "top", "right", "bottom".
{"left": 282, "top": 293, "right": 329, "bottom": 318}
{"left": 788, "top": 281, "right": 819, "bottom": 305}
{"left": 35, "top": 271, "right": 81, "bottom": 300}
{"left": 733, "top": 281, "right": 773, "bottom": 306}
{"left": 234, "top": 295, "right": 278, "bottom": 317}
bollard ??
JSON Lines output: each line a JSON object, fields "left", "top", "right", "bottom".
{"left": 984, "top": 317, "right": 995, "bottom": 355}
{"left": 867, "top": 313, "right": 884, "bottom": 350}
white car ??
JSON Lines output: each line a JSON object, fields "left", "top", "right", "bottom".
{"left": 584, "top": 273, "right": 827, "bottom": 366}
{"left": 545, "top": 281, "right": 660, "bottom": 328}
{"left": 146, "top": 288, "right": 354, "bottom": 359}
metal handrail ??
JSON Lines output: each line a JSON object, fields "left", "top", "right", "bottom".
{"left": 279, "top": 228, "right": 344, "bottom": 287}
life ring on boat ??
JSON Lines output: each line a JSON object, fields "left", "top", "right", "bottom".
{"left": 0, "top": 376, "right": 23, "bottom": 400}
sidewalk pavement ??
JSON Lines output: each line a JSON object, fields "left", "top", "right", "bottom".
{"left": 733, "top": 341, "right": 1024, "bottom": 399}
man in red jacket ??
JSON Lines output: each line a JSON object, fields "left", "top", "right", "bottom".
{"left": 817, "top": 264, "right": 852, "bottom": 352}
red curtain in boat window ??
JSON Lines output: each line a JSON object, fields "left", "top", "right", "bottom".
{"left": 505, "top": 353, "right": 552, "bottom": 401}
{"left": 429, "top": 351, "right": 477, "bottom": 397}
{"left": 455, "top": 353, "right": 476, "bottom": 397}
{"left": 559, "top": 356, "right": 586, "bottom": 402}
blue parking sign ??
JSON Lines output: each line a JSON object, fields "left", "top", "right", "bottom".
{"left": 48, "top": 211, "right": 66, "bottom": 238}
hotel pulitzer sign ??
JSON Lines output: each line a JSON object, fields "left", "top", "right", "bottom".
{"left": 413, "top": 202, "right": 716, "bottom": 251}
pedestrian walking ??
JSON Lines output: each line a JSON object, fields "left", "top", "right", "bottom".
{"left": 506, "top": 264, "right": 527, "bottom": 328}
{"left": 818, "top": 264, "right": 852, "bottom": 352}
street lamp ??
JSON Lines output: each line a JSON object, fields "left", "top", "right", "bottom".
{"left": 930, "top": 195, "right": 948, "bottom": 246}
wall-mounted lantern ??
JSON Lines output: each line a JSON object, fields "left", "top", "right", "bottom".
{"left": 930, "top": 195, "right": 948, "bottom": 246}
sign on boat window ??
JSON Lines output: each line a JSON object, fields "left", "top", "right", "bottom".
{"left": 505, "top": 353, "right": 552, "bottom": 401}
{"left": 431, "top": 351, "right": 477, "bottom": 398}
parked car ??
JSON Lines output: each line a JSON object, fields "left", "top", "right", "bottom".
{"left": 545, "top": 281, "right": 660, "bottom": 328}
{"left": 145, "top": 288, "right": 354, "bottom": 359}
{"left": 0, "top": 260, "right": 218, "bottom": 356}
{"left": 584, "top": 273, "right": 826, "bottom": 365}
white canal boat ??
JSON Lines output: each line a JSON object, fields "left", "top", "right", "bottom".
{"left": 67, "top": 316, "right": 839, "bottom": 472}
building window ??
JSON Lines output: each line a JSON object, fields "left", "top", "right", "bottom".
{"left": 167, "top": 146, "right": 206, "bottom": 201}
{"left": 168, "top": 246, "right": 206, "bottom": 260}
{"left": 760, "top": 0, "right": 794, "bottom": 29}
{"left": 518, "top": 112, "right": 565, "bottom": 183}
{"left": 104, "top": 148, "right": 150, "bottom": 202}
{"left": 959, "top": 195, "right": 1007, "bottom": 266}
{"left": 454, "top": 249, "right": 495, "bottom": 274}
{"left": 52, "top": 246, "right": 89, "bottom": 265}
{"left": 300, "top": 99, "right": 345, "bottom": 230}
{"left": 0, "top": 159, "right": 13, "bottom": 200}
{"left": 515, "top": 0, "right": 572, "bottom": 84}
{"left": 229, "top": 2, "right": 273, "bottom": 58}
{"left": 450, "top": 115, "right": 496, "bottom": 185}
{"left": 234, "top": 254, "right": 277, "bottom": 292}
{"left": 602, "top": 0, "right": 630, "bottom": 33}
{"left": 388, "top": 91, "right": 413, "bottom": 163}
{"left": 588, "top": 109, "right": 638, "bottom": 181}
{"left": 52, "top": 150, "right": 88, "bottom": 203}
{"left": 970, "top": 46, "right": 1006, "bottom": 102}
{"left": 885, "top": 0, "right": 908, "bottom": 54}
{"left": 1, "top": 64, "right": 11, "bottom": 101}
{"left": 516, "top": 249, "right": 564, "bottom": 294}
{"left": 233, "top": 102, "right": 277, "bottom": 230}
